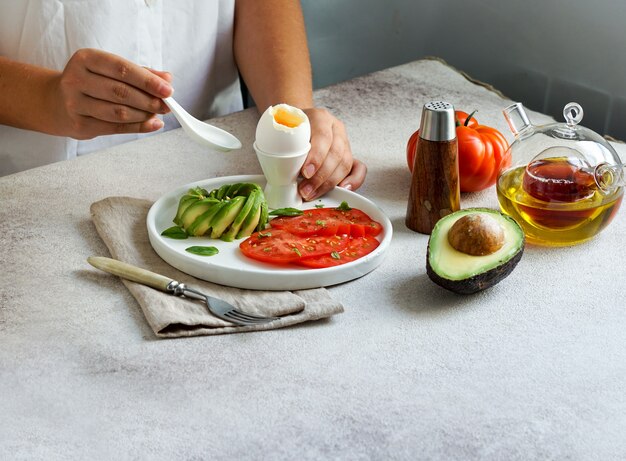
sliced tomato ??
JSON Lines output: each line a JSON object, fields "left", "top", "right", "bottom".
{"left": 350, "top": 223, "right": 366, "bottom": 238}
{"left": 268, "top": 210, "right": 341, "bottom": 237}
{"left": 296, "top": 235, "right": 380, "bottom": 268}
{"left": 336, "top": 222, "right": 351, "bottom": 235}
{"left": 317, "top": 208, "right": 383, "bottom": 236}
{"left": 270, "top": 207, "right": 383, "bottom": 237}
{"left": 239, "top": 228, "right": 349, "bottom": 264}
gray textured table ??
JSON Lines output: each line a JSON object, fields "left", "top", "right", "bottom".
{"left": 2, "top": 59, "right": 625, "bottom": 460}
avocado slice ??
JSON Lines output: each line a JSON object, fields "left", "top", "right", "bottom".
{"left": 235, "top": 190, "right": 264, "bottom": 239}
{"left": 211, "top": 184, "right": 231, "bottom": 200}
{"left": 179, "top": 198, "right": 219, "bottom": 230}
{"left": 173, "top": 195, "right": 201, "bottom": 225}
{"left": 230, "top": 183, "right": 262, "bottom": 197}
{"left": 221, "top": 190, "right": 259, "bottom": 242}
{"left": 426, "top": 208, "right": 524, "bottom": 294}
{"left": 207, "top": 182, "right": 262, "bottom": 200}
{"left": 209, "top": 196, "right": 247, "bottom": 239}
{"left": 256, "top": 200, "right": 269, "bottom": 232}
{"left": 173, "top": 187, "right": 209, "bottom": 225}
{"left": 186, "top": 201, "right": 227, "bottom": 236}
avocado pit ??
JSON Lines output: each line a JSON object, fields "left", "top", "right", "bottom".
{"left": 447, "top": 213, "right": 505, "bottom": 256}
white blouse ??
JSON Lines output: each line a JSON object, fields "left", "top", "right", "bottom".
{"left": 0, "top": 0, "right": 243, "bottom": 176}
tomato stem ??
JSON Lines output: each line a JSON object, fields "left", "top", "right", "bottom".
{"left": 464, "top": 110, "right": 478, "bottom": 127}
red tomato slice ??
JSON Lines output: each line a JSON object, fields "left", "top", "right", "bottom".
{"left": 337, "top": 222, "right": 351, "bottom": 235}
{"left": 320, "top": 208, "right": 383, "bottom": 236}
{"left": 239, "top": 228, "right": 349, "bottom": 264}
{"left": 350, "top": 223, "right": 366, "bottom": 238}
{"left": 270, "top": 207, "right": 383, "bottom": 237}
{"left": 268, "top": 210, "right": 341, "bottom": 237}
{"left": 296, "top": 235, "right": 380, "bottom": 268}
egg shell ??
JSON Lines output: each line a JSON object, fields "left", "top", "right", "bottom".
{"left": 255, "top": 104, "right": 311, "bottom": 156}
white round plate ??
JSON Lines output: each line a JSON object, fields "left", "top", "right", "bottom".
{"left": 147, "top": 175, "right": 392, "bottom": 290}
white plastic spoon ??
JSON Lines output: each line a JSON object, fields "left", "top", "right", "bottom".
{"left": 162, "top": 96, "right": 242, "bottom": 152}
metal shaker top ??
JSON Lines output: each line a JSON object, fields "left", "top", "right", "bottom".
{"left": 419, "top": 101, "right": 456, "bottom": 142}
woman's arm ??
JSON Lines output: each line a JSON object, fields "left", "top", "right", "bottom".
{"left": 233, "top": 0, "right": 313, "bottom": 111}
{"left": 234, "top": 0, "right": 366, "bottom": 200}
{"left": 0, "top": 57, "right": 60, "bottom": 134}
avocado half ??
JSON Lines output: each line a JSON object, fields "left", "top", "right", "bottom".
{"left": 426, "top": 208, "right": 524, "bottom": 294}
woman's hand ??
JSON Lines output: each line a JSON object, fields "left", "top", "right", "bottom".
{"left": 50, "top": 48, "right": 173, "bottom": 139}
{"left": 298, "top": 108, "right": 367, "bottom": 201}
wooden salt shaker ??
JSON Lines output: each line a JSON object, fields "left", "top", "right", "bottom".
{"left": 406, "top": 101, "right": 460, "bottom": 234}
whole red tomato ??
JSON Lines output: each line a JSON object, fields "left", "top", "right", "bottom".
{"left": 406, "top": 110, "right": 510, "bottom": 192}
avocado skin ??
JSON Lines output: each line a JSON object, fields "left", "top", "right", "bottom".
{"left": 425, "top": 208, "right": 525, "bottom": 294}
{"left": 426, "top": 244, "right": 524, "bottom": 294}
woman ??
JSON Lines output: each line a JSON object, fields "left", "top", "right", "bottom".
{"left": 0, "top": 0, "right": 366, "bottom": 200}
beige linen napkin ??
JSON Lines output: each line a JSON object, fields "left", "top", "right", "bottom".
{"left": 90, "top": 197, "right": 344, "bottom": 338}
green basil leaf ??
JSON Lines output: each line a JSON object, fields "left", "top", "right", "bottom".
{"left": 185, "top": 246, "right": 219, "bottom": 256}
{"left": 269, "top": 207, "right": 304, "bottom": 217}
{"left": 331, "top": 251, "right": 341, "bottom": 260}
{"left": 161, "top": 226, "right": 188, "bottom": 239}
{"left": 314, "top": 203, "right": 325, "bottom": 208}
{"left": 336, "top": 201, "right": 352, "bottom": 211}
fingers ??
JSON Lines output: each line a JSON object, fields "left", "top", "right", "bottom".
{"left": 78, "top": 70, "right": 168, "bottom": 116}
{"left": 77, "top": 48, "right": 172, "bottom": 99}
{"left": 68, "top": 115, "right": 164, "bottom": 140}
{"left": 144, "top": 68, "right": 173, "bottom": 114}
{"left": 73, "top": 92, "right": 158, "bottom": 124}
{"left": 146, "top": 68, "right": 173, "bottom": 84}
{"left": 56, "top": 48, "right": 173, "bottom": 139}
{"left": 298, "top": 108, "right": 366, "bottom": 200}
{"left": 339, "top": 158, "right": 367, "bottom": 190}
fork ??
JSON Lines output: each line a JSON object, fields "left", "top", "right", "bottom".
{"left": 87, "top": 256, "right": 279, "bottom": 326}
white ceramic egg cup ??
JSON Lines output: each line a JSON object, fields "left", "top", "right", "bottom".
{"left": 254, "top": 142, "right": 310, "bottom": 209}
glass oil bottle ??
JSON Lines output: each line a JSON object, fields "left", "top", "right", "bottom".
{"left": 497, "top": 102, "right": 623, "bottom": 246}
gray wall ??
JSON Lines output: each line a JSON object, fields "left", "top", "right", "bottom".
{"left": 302, "top": 0, "right": 626, "bottom": 140}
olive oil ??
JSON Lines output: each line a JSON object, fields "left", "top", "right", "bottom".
{"left": 497, "top": 160, "right": 623, "bottom": 246}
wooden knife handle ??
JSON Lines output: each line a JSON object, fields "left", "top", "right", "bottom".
{"left": 87, "top": 256, "right": 173, "bottom": 292}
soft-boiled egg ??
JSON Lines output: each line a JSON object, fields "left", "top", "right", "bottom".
{"left": 255, "top": 104, "right": 311, "bottom": 156}
{"left": 253, "top": 104, "right": 311, "bottom": 208}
